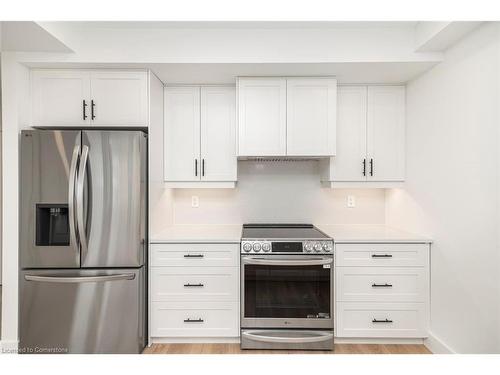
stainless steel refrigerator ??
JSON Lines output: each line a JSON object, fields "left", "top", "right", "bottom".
{"left": 19, "top": 129, "right": 147, "bottom": 354}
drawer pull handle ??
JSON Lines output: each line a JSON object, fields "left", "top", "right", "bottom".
{"left": 184, "top": 283, "right": 204, "bottom": 287}
{"left": 372, "top": 283, "right": 393, "bottom": 288}
{"left": 372, "top": 318, "right": 393, "bottom": 323}
{"left": 184, "top": 254, "right": 204, "bottom": 258}
{"left": 371, "top": 254, "right": 393, "bottom": 258}
{"left": 184, "top": 318, "right": 204, "bottom": 323}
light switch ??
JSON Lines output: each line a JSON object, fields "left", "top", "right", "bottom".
{"left": 191, "top": 196, "right": 199, "bottom": 208}
{"left": 347, "top": 195, "right": 356, "bottom": 208}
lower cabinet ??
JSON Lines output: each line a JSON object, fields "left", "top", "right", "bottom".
{"left": 335, "top": 243, "right": 430, "bottom": 339}
{"left": 150, "top": 243, "right": 240, "bottom": 339}
{"left": 151, "top": 301, "right": 239, "bottom": 337}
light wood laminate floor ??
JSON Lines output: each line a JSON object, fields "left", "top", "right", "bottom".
{"left": 144, "top": 343, "right": 431, "bottom": 354}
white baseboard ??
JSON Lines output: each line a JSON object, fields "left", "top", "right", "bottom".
{"left": 424, "top": 332, "right": 455, "bottom": 354}
{"left": 335, "top": 337, "right": 424, "bottom": 345}
{"left": 151, "top": 337, "right": 240, "bottom": 344}
{"left": 0, "top": 340, "right": 19, "bottom": 354}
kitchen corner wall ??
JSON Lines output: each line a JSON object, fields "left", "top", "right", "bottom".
{"left": 385, "top": 22, "right": 500, "bottom": 353}
{"left": 170, "top": 161, "right": 386, "bottom": 225}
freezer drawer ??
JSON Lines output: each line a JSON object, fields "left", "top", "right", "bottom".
{"left": 19, "top": 268, "right": 146, "bottom": 354}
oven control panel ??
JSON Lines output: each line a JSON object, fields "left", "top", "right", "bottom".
{"left": 241, "top": 240, "right": 333, "bottom": 254}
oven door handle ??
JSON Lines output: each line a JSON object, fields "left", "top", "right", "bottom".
{"left": 242, "top": 330, "right": 333, "bottom": 344}
{"left": 242, "top": 257, "right": 333, "bottom": 266}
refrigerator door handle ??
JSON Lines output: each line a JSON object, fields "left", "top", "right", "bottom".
{"left": 76, "top": 145, "right": 89, "bottom": 263}
{"left": 24, "top": 274, "right": 136, "bottom": 283}
{"left": 68, "top": 143, "right": 80, "bottom": 252}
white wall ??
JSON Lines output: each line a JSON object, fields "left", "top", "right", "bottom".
{"left": 385, "top": 23, "right": 500, "bottom": 353}
{"left": 0, "top": 53, "right": 30, "bottom": 349}
{"left": 168, "top": 161, "right": 386, "bottom": 226}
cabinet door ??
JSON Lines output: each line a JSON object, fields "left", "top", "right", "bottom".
{"left": 367, "top": 86, "right": 405, "bottom": 181}
{"left": 164, "top": 86, "right": 201, "bottom": 181}
{"left": 200, "top": 87, "right": 237, "bottom": 181}
{"left": 32, "top": 70, "right": 91, "bottom": 127}
{"left": 286, "top": 78, "right": 337, "bottom": 156}
{"left": 90, "top": 71, "right": 148, "bottom": 126}
{"left": 238, "top": 78, "right": 286, "bottom": 156}
{"left": 331, "top": 86, "right": 368, "bottom": 181}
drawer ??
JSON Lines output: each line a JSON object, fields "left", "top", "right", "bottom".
{"left": 335, "top": 243, "right": 429, "bottom": 267}
{"left": 336, "top": 302, "right": 428, "bottom": 338}
{"left": 151, "top": 267, "right": 239, "bottom": 302}
{"left": 151, "top": 243, "right": 239, "bottom": 267}
{"left": 336, "top": 267, "right": 428, "bottom": 302}
{"left": 151, "top": 301, "right": 239, "bottom": 337}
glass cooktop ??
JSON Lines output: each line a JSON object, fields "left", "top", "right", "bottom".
{"left": 241, "top": 224, "right": 330, "bottom": 240}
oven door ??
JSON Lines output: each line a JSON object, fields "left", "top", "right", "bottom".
{"left": 241, "top": 255, "right": 333, "bottom": 329}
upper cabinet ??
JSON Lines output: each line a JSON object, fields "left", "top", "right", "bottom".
{"left": 321, "top": 85, "right": 405, "bottom": 187}
{"left": 31, "top": 70, "right": 149, "bottom": 127}
{"left": 164, "top": 86, "right": 237, "bottom": 188}
{"left": 237, "top": 78, "right": 287, "bottom": 156}
{"left": 237, "top": 77, "right": 337, "bottom": 157}
{"left": 286, "top": 78, "right": 337, "bottom": 156}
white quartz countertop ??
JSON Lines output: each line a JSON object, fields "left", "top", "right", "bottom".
{"left": 315, "top": 224, "right": 432, "bottom": 243}
{"left": 151, "top": 224, "right": 431, "bottom": 244}
{"left": 151, "top": 225, "right": 242, "bottom": 243}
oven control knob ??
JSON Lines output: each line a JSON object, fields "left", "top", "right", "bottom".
{"left": 253, "top": 243, "right": 262, "bottom": 252}
{"left": 304, "top": 243, "right": 313, "bottom": 252}
{"left": 243, "top": 243, "right": 252, "bottom": 252}
{"left": 314, "top": 243, "right": 322, "bottom": 252}
{"left": 323, "top": 243, "right": 333, "bottom": 252}
{"left": 262, "top": 243, "right": 271, "bottom": 252}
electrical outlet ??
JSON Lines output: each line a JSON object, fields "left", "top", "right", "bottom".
{"left": 191, "top": 196, "right": 199, "bottom": 208}
{"left": 347, "top": 195, "right": 356, "bottom": 208}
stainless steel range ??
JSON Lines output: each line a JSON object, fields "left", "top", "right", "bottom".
{"left": 240, "top": 224, "right": 334, "bottom": 351}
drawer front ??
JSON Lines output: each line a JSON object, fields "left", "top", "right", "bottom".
{"left": 335, "top": 243, "right": 429, "bottom": 267}
{"left": 151, "top": 301, "right": 239, "bottom": 337}
{"left": 336, "top": 302, "right": 428, "bottom": 338}
{"left": 151, "top": 267, "right": 239, "bottom": 302}
{"left": 151, "top": 243, "right": 239, "bottom": 267}
{"left": 336, "top": 267, "right": 428, "bottom": 302}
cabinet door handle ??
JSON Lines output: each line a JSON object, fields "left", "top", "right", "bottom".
{"left": 362, "top": 159, "right": 366, "bottom": 176}
{"left": 183, "top": 283, "right": 204, "bottom": 287}
{"left": 184, "top": 318, "right": 204, "bottom": 323}
{"left": 91, "top": 100, "right": 96, "bottom": 120}
{"left": 202, "top": 159, "right": 205, "bottom": 177}
{"left": 370, "top": 158, "right": 373, "bottom": 176}
{"left": 371, "top": 254, "right": 392, "bottom": 258}
{"left": 183, "top": 254, "right": 204, "bottom": 258}
{"left": 372, "top": 283, "right": 393, "bottom": 288}
{"left": 195, "top": 159, "right": 198, "bottom": 176}
{"left": 82, "top": 100, "right": 88, "bottom": 120}
{"left": 372, "top": 319, "right": 393, "bottom": 323}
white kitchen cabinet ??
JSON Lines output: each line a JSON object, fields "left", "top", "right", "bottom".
{"left": 90, "top": 71, "right": 148, "bottom": 126}
{"left": 335, "top": 242, "right": 430, "bottom": 339}
{"left": 238, "top": 77, "right": 337, "bottom": 157}
{"left": 31, "top": 70, "right": 149, "bottom": 127}
{"left": 321, "top": 85, "right": 405, "bottom": 187}
{"left": 164, "top": 87, "right": 201, "bottom": 182}
{"left": 201, "top": 87, "right": 237, "bottom": 181}
{"left": 32, "top": 70, "right": 91, "bottom": 127}
{"left": 328, "top": 86, "right": 367, "bottom": 181}
{"left": 237, "top": 77, "right": 287, "bottom": 156}
{"left": 150, "top": 243, "right": 239, "bottom": 340}
{"left": 164, "top": 86, "right": 237, "bottom": 187}
{"left": 286, "top": 78, "right": 337, "bottom": 156}
{"left": 367, "top": 86, "right": 406, "bottom": 181}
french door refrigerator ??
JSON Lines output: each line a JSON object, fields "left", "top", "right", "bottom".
{"left": 19, "top": 129, "right": 147, "bottom": 354}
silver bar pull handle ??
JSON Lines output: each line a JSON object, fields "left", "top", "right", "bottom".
{"left": 25, "top": 274, "right": 135, "bottom": 283}
{"left": 184, "top": 283, "right": 204, "bottom": 287}
{"left": 68, "top": 143, "right": 80, "bottom": 252}
{"left": 242, "top": 330, "right": 333, "bottom": 344}
{"left": 76, "top": 145, "right": 89, "bottom": 263}
{"left": 184, "top": 318, "right": 204, "bottom": 323}
{"left": 371, "top": 254, "right": 393, "bottom": 258}
{"left": 184, "top": 254, "right": 204, "bottom": 258}
{"left": 242, "top": 257, "right": 333, "bottom": 266}
{"left": 372, "top": 283, "right": 393, "bottom": 288}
